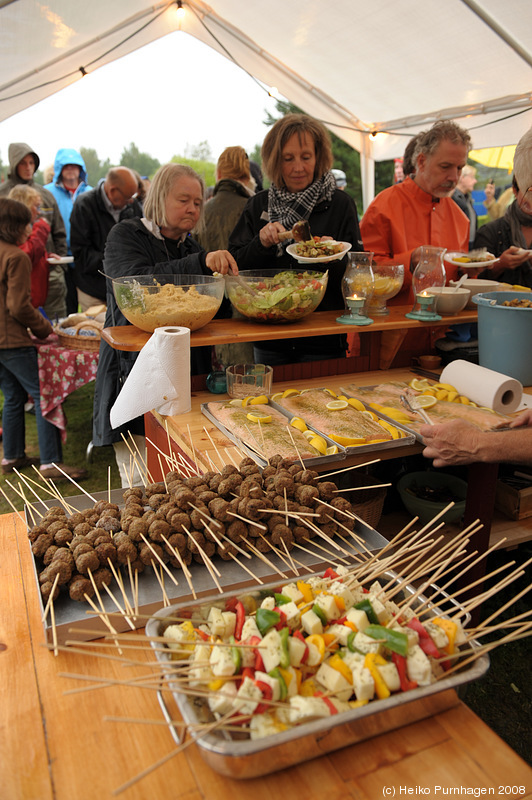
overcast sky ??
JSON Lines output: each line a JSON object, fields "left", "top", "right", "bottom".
{"left": 0, "top": 32, "right": 282, "bottom": 171}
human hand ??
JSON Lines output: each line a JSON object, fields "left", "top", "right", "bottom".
{"left": 259, "top": 221, "right": 286, "bottom": 248}
{"left": 47, "top": 253, "right": 61, "bottom": 262}
{"left": 506, "top": 409, "right": 532, "bottom": 428}
{"left": 419, "top": 419, "right": 484, "bottom": 466}
{"left": 205, "top": 250, "right": 238, "bottom": 275}
{"left": 493, "top": 246, "right": 531, "bottom": 271}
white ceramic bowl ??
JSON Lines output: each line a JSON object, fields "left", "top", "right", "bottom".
{"left": 429, "top": 286, "right": 470, "bottom": 315}
{"left": 449, "top": 278, "right": 500, "bottom": 309}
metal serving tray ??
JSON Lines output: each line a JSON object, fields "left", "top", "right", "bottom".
{"left": 340, "top": 384, "right": 426, "bottom": 442}
{"left": 146, "top": 570, "right": 489, "bottom": 779}
{"left": 270, "top": 389, "right": 417, "bottom": 452}
{"left": 201, "top": 401, "right": 346, "bottom": 467}
{"left": 26, "top": 490, "right": 388, "bottom": 645}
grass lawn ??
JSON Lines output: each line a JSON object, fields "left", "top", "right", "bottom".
{"left": 0, "top": 381, "right": 121, "bottom": 513}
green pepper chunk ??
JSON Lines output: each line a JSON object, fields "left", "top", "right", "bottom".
{"left": 346, "top": 630, "right": 364, "bottom": 654}
{"left": 364, "top": 624, "right": 409, "bottom": 656}
{"left": 279, "top": 626, "right": 290, "bottom": 669}
{"left": 312, "top": 603, "right": 328, "bottom": 626}
{"left": 354, "top": 599, "right": 380, "bottom": 625}
{"left": 274, "top": 593, "right": 292, "bottom": 606}
{"left": 229, "top": 635, "right": 242, "bottom": 672}
{"left": 256, "top": 607, "right": 281, "bottom": 635}
{"left": 268, "top": 667, "right": 287, "bottom": 700}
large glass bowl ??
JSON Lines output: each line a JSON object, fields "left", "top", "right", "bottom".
{"left": 112, "top": 274, "right": 225, "bottom": 333}
{"left": 225, "top": 269, "right": 328, "bottom": 323}
{"left": 367, "top": 263, "right": 404, "bottom": 315}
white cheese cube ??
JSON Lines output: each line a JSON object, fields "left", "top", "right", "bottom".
{"left": 341, "top": 650, "right": 365, "bottom": 673}
{"left": 407, "top": 644, "right": 432, "bottom": 686}
{"left": 260, "top": 596, "right": 276, "bottom": 610}
{"left": 163, "top": 624, "right": 195, "bottom": 659}
{"left": 390, "top": 622, "right": 418, "bottom": 648}
{"left": 376, "top": 661, "right": 401, "bottom": 693}
{"left": 301, "top": 609, "right": 323, "bottom": 636}
{"left": 282, "top": 666, "right": 299, "bottom": 698}
{"left": 316, "top": 662, "right": 352, "bottom": 701}
{"left": 209, "top": 643, "right": 237, "bottom": 676}
{"left": 351, "top": 664, "right": 375, "bottom": 702}
{"left": 288, "top": 696, "right": 331, "bottom": 723}
{"left": 280, "top": 582, "right": 304, "bottom": 604}
{"left": 314, "top": 593, "right": 341, "bottom": 621}
{"left": 207, "top": 681, "right": 237, "bottom": 715}
{"left": 288, "top": 635, "right": 307, "bottom": 667}
{"left": 188, "top": 644, "right": 213, "bottom": 686}
{"left": 353, "top": 631, "right": 382, "bottom": 655}
{"left": 346, "top": 608, "right": 369, "bottom": 632}
{"left": 207, "top": 606, "right": 226, "bottom": 637}
{"left": 326, "top": 623, "right": 351, "bottom": 647}
{"left": 233, "top": 676, "right": 263, "bottom": 716}
{"left": 328, "top": 580, "right": 355, "bottom": 608}
{"left": 368, "top": 593, "right": 389, "bottom": 624}
{"left": 259, "top": 628, "right": 282, "bottom": 673}
{"left": 306, "top": 640, "right": 323, "bottom": 667}
{"left": 329, "top": 697, "right": 351, "bottom": 714}
{"left": 279, "top": 601, "right": 300, "bottom": 629}
{"left": 453, "top": 618, "right": 467, "bottom": 646}
{"left": 222, "top": 611, "right": 236, "bottom": 638}
{"left": 254, "top": 670, "right": 281, "bottom": 702}
{"left": 307, "top": 575, "right": 327, "bottom": 593}
{"left": 241, "top": 617, "right": 262, "bottom": 642}
{"left": 250, "top": 711, "right": 288, "bottom": 740}
{"left": 425, "top": 622, "right": 449, "bottom": 651}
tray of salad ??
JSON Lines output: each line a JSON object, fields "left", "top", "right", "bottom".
{"left": 146, "top": 565, "right": 487, "bottom": 778}
{"left": 224, "top": 269, "right": 328, "bottom": 323}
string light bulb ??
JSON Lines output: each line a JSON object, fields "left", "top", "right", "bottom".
{"left": 176, "top": 1, "right": 185, "bottom": 19}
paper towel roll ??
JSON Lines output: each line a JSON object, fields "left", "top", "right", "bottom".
{"left": 110, "top": 326, "right": 191, "bottom": 429}
{"left": 440, "top": 359, "right": 522, "bottom": 414}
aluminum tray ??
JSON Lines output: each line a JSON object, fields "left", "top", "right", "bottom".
{"left": 201, "top": 401, "right": 346, "bottom": 467}
{"left": 270, "top": 389, "right": 416, "bottom": 453}
{"left": 146, "top": 570, "right": 489, "bottom": 779}
{"left": 26, "top": 489, "right": 388, "bottom": 645}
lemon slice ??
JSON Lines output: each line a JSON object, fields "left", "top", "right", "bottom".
{"left": 380, "top": 407, "right": 412, "bottom": 422}
{"left": 302, "top": 430, "right": 316, "bottom": 441}
{"left": 323, "top": 388, "right": 337, "bottom": 397}
{"left": 326, "top": 400, "right": 348, "bottom": 411}
{"left": 361, "top": 410, "right": 378, "bottom": 421}
{"left": 410, "top": 395, "right": 437, "bottom": 410}
{"left": 271, "top": 391, "right": 284, "bottom": 402}
{"left": 432, "top": 383, "right": 458, "bottom": 392}
{"left": 282, "top": 388, "right": 300, "bottom": 398}
{"left": 436, "top": 389, "right": 448, "bottom": 400}
{"left": 337, "top": 395, "right": 348, "bottom": 401}
{"left": 248, "top": 394, "right": 269, "bottom": 405}
{"left": 290, "top": 416, "right": 308, "bottom": 432}
{"left": 459, "top": 395, "right": 470, "bottom": 405}
{"left": 378, "top": 420, "right": 402, "bottom": 439}
{"left": 478, "top": 406, "right": 495, "bottom": 413}
{"left": 422, "top": 388, "right": 436, "bottom": 397}
{"left": 329, "top": 434, "right": 366, "bottom": 446}
{"left": 246, "top": 411, "right": 272, "bottom": 423}
{"left": 446, "top": 391, "right": 458, "bottom": 402}
{"left": 228, "top": 398, "right": 243, "bottom": 407}
{"left": 309, "top": 435, "right": 328, "bottom": 455}
{"left": 326, "top": 444, "right": 339, "bottom": 455}
{"left": 347, "top": 397, "right": 366, "bottom": 411}
{"left": 241, "top": 396, "right": 255, "bottom": 407}
{"left": 409, "top": 378, "right": 432, "bottom": 391}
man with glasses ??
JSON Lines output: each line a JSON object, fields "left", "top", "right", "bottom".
{"left": 70, "top": 166, "right": 142, "bottom": 310}
{"left": 474, "top": 125, "right": 532, "bottom": 289}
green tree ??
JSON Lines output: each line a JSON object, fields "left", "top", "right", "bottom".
{"left": 120, "top": 142, "right": 160, "bottom": 178}
{"left": 185, "top": 141, "right": 213, "bottom": 162}
{"left": 170, "top": 155, "right": 216, "bottom": 188}
{"left": 80, "top": 147, "right": 111, "bottom": 185}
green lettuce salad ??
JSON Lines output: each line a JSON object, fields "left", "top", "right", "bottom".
{"left": 226, "top": 270, "right": 328, "bottom": 323}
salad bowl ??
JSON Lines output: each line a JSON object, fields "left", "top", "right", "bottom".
{"left": 225, "top": 269, "right": 328, "bottom": 323}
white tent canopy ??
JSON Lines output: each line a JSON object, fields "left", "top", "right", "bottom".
{"left": 1, "top": 0, "right": 531, "bottom": 206}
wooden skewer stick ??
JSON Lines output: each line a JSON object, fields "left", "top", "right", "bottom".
{"left": 0, "top": 484, "right": 29, "bottom": 528}
{"left": 105, "top": 558, "right": 134, "bottom": 619}
{"left": 182, "top": 526, "right": 223, "bottom": 593}
{"left": 159, "top": 533, "right": 197, "bottom": 599}
{"left": 202, "top": 425, "right": 225, "bottom": 471}
{"left": 245, "top": 539, "right": 289, "bottom": 578}
{"left": 41, "top": 572, "right": 61, "bottom": 624}
{"left": 285, "top": 424, "right": 305, "bottom": 470}
{"left": 139, "top": 533, "right": 179, "bottom": 587}
{"left": 333, "top": 482, "right": 391, "bottom": 492}
{"left": 227, "top": 509, "right": 267, "bottom": 531}
{"left": 228, "top": 552, "right": 264, "bottom": 584}
{"left": 319, "top": 458, "right": 381, "bottom": 479}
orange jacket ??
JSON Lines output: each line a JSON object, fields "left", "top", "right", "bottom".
{"left": 360, "top": 177, "right": 469, "bottom": 302}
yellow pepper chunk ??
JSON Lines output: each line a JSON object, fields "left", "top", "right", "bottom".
{"left": 300, "top": 678, "right": 317, "bottom": 696}
{"left": 431, "top": 617, "right": 458, "bottom": 655}
{"left": 306, "top": 634, "right": 326, "bottom": 662}
{"left": 297, "top": 580, "right": 314, "bottom": 604}
{"left": 328, "top": 653, "right": 353, "bottom": 684}
{"left": 364, "top": 652, "right": 391, "bottom": 699}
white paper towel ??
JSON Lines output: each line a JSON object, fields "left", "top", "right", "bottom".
{"left": 110, "top": 326, "right": 191, "bottom": 429}
{"left": 440, "top": 359, "right": 522, "bottom": 414}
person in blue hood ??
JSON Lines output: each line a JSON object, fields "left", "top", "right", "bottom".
{"left": 45, "top": 148, "right": 92, "bottom": 313}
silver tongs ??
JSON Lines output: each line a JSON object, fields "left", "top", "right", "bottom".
{"left": 400, "top": 393, "right": 434, "bottom": 425}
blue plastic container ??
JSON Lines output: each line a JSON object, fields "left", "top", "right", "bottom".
{"left": 472, "top": 291, "right": 532, "bottom": 385}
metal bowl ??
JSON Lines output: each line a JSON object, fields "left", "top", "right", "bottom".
{"left": 225, "top": 269, "right": 328, "bottom": 323}
{"left": 111, "top": 273, "right": 225, "bottom": 333}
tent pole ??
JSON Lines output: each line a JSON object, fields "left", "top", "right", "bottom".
{"left": 361, "top": 136, "right": 375, "bottom": 212}
{"left": 459, "top": 0, "right": 532, "bottom": 69}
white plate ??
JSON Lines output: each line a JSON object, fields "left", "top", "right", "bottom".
{"left": 47, "top": 256, "right": 74, "bottom": 264}
{"left": 444, "top": 251, "right": 497, "bottom": 270}
{"left": 286, "top": 241, "right": 352, "bottom": 264}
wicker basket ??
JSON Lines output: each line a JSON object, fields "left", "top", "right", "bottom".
{"left": 348, "top": 472, "right": 388, "bottom": 530}
{"left": 56, "top": 320, "right": 102, "bottom": 352}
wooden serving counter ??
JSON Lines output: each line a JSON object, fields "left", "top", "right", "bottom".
{"left": 3, "top": 512, "right": 531, "bottom": 800}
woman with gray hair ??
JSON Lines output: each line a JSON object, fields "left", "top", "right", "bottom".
{"left": 92, "top": 163, "right": 238, "bottom": 486}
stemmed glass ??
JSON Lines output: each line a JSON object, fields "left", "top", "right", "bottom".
{"left": 367, "top": 263, "right": 404, "bottom": 315}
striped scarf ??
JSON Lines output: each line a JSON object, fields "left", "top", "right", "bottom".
{"left": 267, "top": 171, "right": 337, "bottom": 231}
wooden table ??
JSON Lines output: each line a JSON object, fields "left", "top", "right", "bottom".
{"left": 102, "top": 306, "right": 478, "bottom": 370}
{"left": 3, "top": 512, "right": 531, "bottom": 800}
